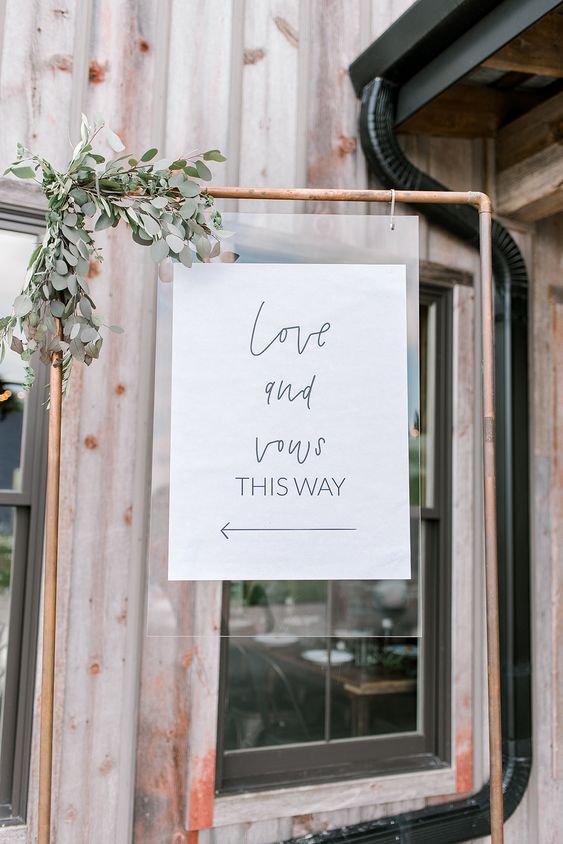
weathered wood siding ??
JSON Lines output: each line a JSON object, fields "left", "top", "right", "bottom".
{"left": 0, "top": 1, "right": 561, "bottom": 843}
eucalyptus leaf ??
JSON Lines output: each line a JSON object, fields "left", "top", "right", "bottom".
{"left": 141, "top": 214, "right": 160, "bottom": 237}
{"left": 195, "top": 160, "right": 212, "bottom": 181}
{"left": 150, "top": 239, "right": 169, "bottom": 262}
{"left": 106, "top": 126, "right": 125, "bottom": 152}
{"left": 70, "top": 187, "right": 88, "bottom": 205}
{"left": 76, "top": 256, "right": 90, "bottom": 276}
{"left": 50, "top": 300, "right": 65, "bottom": 317}
{"left": 63, "top": 249, "right": 78, "bottom": 267}
{"left": 10, "top": 335, "right": 24, "bottom": 354}
{"left": 187, "top": 219, "right": 205, "bottom": 235}
{"left": 13, "top": 294, "right": 33, "bottom": 317}
{"left": 80, "top": 325, "right": 98, "bottom": 342}
{"left": 11, "top": 165, "right": 36, "bottom": 179}
{"left": 82, "top": 201, "right": 97, "bottom": 217}
{"left": 51, "top": 273, "right": 68, "bottom": 291}
{"left": 69, "top": 338, "right": 85, "bottom": 361}
{"left": 179, "top": 246, "right": 193, "bottom": 268}
{"left": 61, "top": 224, "right": 82, "bottom": 244}
{"left": 79, "top": 298, "right": 92, "bottom": 318}
{"left": 77, "top": 239, "right": 90, "bottom": 259}
{"left": 168, "top": 172, "right": 185, "bottom": 188}
{"left": 194, "top": 235, "right": 211, "bottom": 259}
{"left": 141, "top": 148, "right": 158, "bottom": 162}
{"left": 165, "top": 222, "right": 184, "bottom": 238}
{"left": 179, "top": 180, "right": 200, "bottom": 198}
{"left": 27, "top": 244, "right": 41, "bottom": 269}
{"left": 95, "top": 212, "right": 113, "bottom": 231}
{"left": 179, "top": 198, "right": 197, "bottom": 219}
{"left": 165, "top": 234, "right": 185, "bottom": 254}
{"left": 203, "top": 149, "right": 227, "bottom": 162}
{"left": 132, "top": 230, "right": 152, "bottom": 247}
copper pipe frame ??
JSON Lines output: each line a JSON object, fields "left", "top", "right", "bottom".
{"left": 38, "top": 188, "right": 503, "bottom": 844}
{"left": 39, "top": 327, "right": 62, "bottom": 844}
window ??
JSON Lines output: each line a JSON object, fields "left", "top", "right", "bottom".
{"left": 0, "top": 211, "right": 47, "bottom": 822}
{"left": 216, "top": 282, "right": 453, "bottom": 792}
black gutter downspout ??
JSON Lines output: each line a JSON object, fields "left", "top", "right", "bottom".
{"left": 281, "top": 78, "right": 531, "bottom": 844}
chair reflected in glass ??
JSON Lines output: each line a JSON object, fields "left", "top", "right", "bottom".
{"left": 224, "top": 639, "right": 321, "bottom": 750}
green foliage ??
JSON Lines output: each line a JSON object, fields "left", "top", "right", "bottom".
{"left": 1, "top": 114, "right": 232, "bottom": 394}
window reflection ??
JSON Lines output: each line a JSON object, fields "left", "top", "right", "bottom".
{"left": 0, "top": 230, "right": 37, "bottom": 491}
{"left": 0, "top": 507, "right": 14, "bottom": 726}
{"left": 224, "top": 630, "right": 418, "bottom": 750}
{"left": 224, "top": 574, "right": 420, "bottom": 750}
{"left": 223, "top": 297, "right": 441, "bottom": 754}
{"left": 420, "top": 302, "right": 437, "bottom": 508}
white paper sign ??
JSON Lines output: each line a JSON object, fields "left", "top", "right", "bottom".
{"left": 169, "top": 263, "right": 411, "bottom": 581}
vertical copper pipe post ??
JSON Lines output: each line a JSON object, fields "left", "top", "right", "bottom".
{"left": 37, "top": 335, "right": 63, "bottom": 844}
{"left": 479, "top": 201, "right": 504, "bottom": 843}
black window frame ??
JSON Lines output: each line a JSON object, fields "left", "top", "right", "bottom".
{"left": 216, "top": 280, "right": 454, "bottom": 794}
{"left": 0, "top": 204, "right": 48, "bottom": 823}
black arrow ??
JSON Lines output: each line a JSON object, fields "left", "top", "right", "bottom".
{"left": 220, "top": 522, "right": 357, "bottom": 539}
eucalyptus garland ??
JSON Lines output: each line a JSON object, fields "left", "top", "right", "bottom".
{"left": 0, "top": 114, "right": 231, "bottom": 393}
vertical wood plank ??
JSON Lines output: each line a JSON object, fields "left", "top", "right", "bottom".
{"left": 237, "top": 0, "right": 300, "bottom": 212}
{"left": 426, "top": 137, "right": 480, "bottom": 274}
{"left": 53, "top": 2, "right": 163, "bottom": 841}
{"left": 134, "top": 2, "right": 235, "bottom": 841}
{"left": 452, "top": 283, "right": 475, "bottom": 794}
{"left": 551, "top": 289, "right": 563, "bottom": 782}
{"left": 0, "top": 0, "right": 81, "bottom": 168}
{"left": 527, "top": 214, "right": 563, "bottom": 844}
{"left": 304, "top": 0, "right": 370, "bottom": 213}
{"left": 165, "top": 0, "right": 233, "bottom": 158}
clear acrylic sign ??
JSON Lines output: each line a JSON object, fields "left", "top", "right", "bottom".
{"left": 169, "top": 261, "right": 411, "bottom": 581}
{"left": 147, "top": 213, "right": 420, "bottom": 638}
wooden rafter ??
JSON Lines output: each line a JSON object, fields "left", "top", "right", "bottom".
{"left": 483, "top": 12, "right": 563, "bottom": 77}
{"left": 497, "top": 90, "right": 563, "bottom": 220}
{"left": 398, "top": 83, "right": 542, "bottom": 138}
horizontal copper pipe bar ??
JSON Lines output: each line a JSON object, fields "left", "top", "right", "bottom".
{"left": 207, "top": 186, "right": 493, "bottom": 212}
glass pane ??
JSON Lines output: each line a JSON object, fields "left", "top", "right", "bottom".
{"left": 329, "top": 636, "right": 418, "bottom": 739}
{"left": 0, "top": 229, "right": 38, "bottom": 491}
{"left": 419, "top": 302, "right": 437, "bottom": 508}
{"left": 225, "top": 588, "right": 419, "bottom": 749}
{"left": 224, "top": 291, "right": 439, "bottom": 751}
{"left": 0, "top": 507, "right": 15, "bottom": 727}
{"left": 228, "top": 580, "right": 327, "bottom": 637}
{"left": 224, "top": 635, "right": 326, "bottom": 750}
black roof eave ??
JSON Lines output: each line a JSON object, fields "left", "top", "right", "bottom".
{"left": 349, "top": 0, "right": 561, "bottom": 125}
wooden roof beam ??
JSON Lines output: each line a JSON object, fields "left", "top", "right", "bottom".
{"left": 398, "top": 83, "right": 542, "bottom": 138}
{"left": 483, "top": 12, "right": 563, "bottom": 77}
{"left": 496, "top": 90, "right": 563, "bottom": 220}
